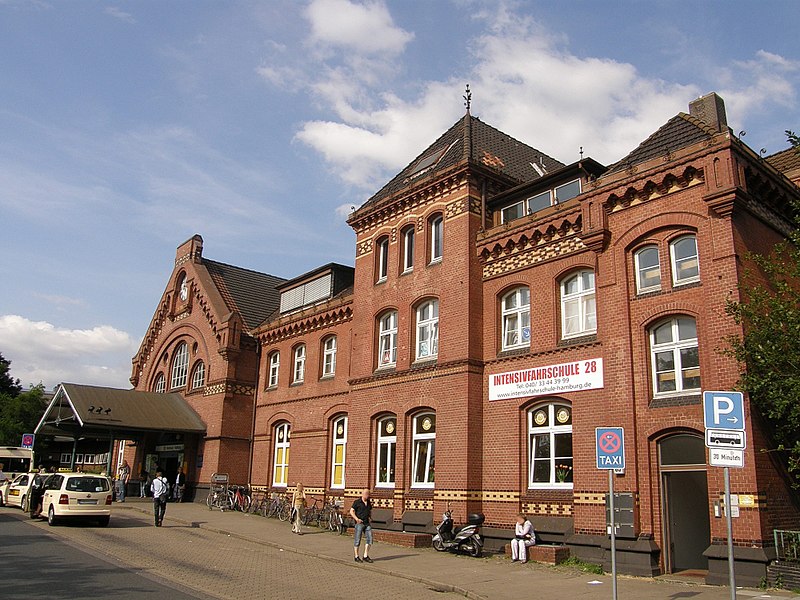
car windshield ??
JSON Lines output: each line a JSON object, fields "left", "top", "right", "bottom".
{"left": 66, "top": 477, "right": 109, "bottom": 493}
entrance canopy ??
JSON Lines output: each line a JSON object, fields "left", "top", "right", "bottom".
{"left": 36, "top": 383, "right": 206, "bottom": 439}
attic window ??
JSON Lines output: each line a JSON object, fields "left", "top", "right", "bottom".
{"left": 409, "top": 139, "right": 459, "bottom": 179}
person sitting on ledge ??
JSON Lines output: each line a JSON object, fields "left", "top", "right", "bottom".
{"left": 510, "top": 513, "right": 535, "bottom": 563}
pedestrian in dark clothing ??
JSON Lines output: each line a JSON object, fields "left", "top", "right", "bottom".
{"left": 150, "top": 469, "right": 169, "bottom": 526}
{"left": 350, "top": 488, "right": 373, "bottom": 563}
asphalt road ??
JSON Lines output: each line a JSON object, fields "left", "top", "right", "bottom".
{"left": 0, "top": 511, "right": 206, "bottom": 600}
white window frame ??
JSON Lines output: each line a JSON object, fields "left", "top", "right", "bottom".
{"left": 650, "top": 317, "right": 701, "bottom": 396}
{"left": 402, "top": 228, "right": 415, "bottom": 273}
{"left": 528, "top": 403, "right": 573, "bottom": 489}
{"left": 153, "top": 373, "right": 165, "bottom": 394}
{"left": 272, "top": 422, "right": 290, "bottom": 487}
{"left": 330, "top": 416, "right": 347, "bottom": 489}
{"left": 430, "top": 216, "right": 443, "bottom": 263}
{"left": 60, "top": 453, "right": 71, "bottom": 464}
{"left": 670, "top": 235, "right": 700, "bottom": 286}
{"left": 376, "top": 416, "right": 397, "bottom": 488}
{"left": 170, "top": 342, "right": 189, "bottom": 390}
{"left": 560, "top": 270, "right": 596, "bottom": 339}
{"left": 553, "top": 179, "right": 581, "bottom": 203}
{"left": 634, "top": 245, "right": 662, "bottom": 294}
{"left": 501, "top": 287, "right": 531, "bottom": 350}
{"left": 415, "top": 299, "right": 439, "bottom": 360}
{"left": 411, "top": 413, "right": 435, "bottom": 488}
{"left": 292, "top": 345, "right": 306, "bottom": 383}
{"left": 322, "top": 336, "right": 337, "bottom": 377}
{"left": 377, "top": 237, "right": 389, "bottom": 282}
{"left": 500, "top": 200, "right": 526, "bottom": 224}
{"left": 191, "top": 361, "right": 205, "bottom": 390}
{"left": 75, "top": 454, "right": 84, "bottom": 464}
{"left": 378, "top": 311, "right": 398, "bottom": 368}
{"left": 268, "top": 352, "right": 280, "bottom": 388}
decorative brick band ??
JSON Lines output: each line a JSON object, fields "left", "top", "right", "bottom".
{"left": 522, "top": 502, "right": 573, "bottom": 516}
{"left": 203, "top": 383, "right": 226, "bottom": 396}
{"left": 405, "top": 498, "right": 434, "bottom": 511}
{"left": 483, "top": 235, "right": 587, "bottom": 279}
{"left": 573, "top": 492, "right": 605, "bottom": 505}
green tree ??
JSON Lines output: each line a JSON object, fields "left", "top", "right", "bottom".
{"left": 0, "top": 385, "right": 47, "bottom": 446}
{"left": 0, "top": 353, "right": 22, "bottom": 397}
{"left": 726, "top": 130, "right": 800, "bottom": 482}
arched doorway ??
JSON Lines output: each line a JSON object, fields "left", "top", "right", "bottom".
{"left": 659, "top": 433, "right": 710, "bottom": 573}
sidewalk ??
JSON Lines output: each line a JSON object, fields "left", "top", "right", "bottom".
{"left": 116, "top": 500, "right": 792, "bottom": 600}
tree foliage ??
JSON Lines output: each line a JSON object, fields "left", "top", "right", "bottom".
{"left": 0, "top": 353, "right": 22, "bottom": 397}
{"left": 726, "top": 130, "right": 800, "bottom": 482}
{"left": 0, "top": 385, "right": 47, "bottom": 446}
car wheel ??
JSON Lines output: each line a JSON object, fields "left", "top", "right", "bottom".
{"left": 48, "top": 506, "right": 58, "bottom": 526}
{"left": 21, "top": 495, "right": 27, "bottom": 512}
{"left": 97, "top": 516, "right": 110, "bottom": 527}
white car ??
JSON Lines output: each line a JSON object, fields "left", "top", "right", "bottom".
{"left": 2, "top": 472, "right": 38, "bottom": 511}
{"left": 41, "top": 473, "right": 113, "bottom": 526}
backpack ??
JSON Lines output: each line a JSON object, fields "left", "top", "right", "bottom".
{"left": 157, "top": 477, "right": 169, "bottom": 501}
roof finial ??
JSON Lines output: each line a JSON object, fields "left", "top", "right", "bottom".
{"left": 463, "top": 84, "right": 472, "bottom": 113}
{"left": 579, "top": 146, "right": 584, "bottom": 160}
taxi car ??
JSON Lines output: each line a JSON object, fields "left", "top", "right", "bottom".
{"left": 1, "top": 472, "right": 38, "bottom": 511}
{"left": 41, "top": 473, "right": 112, "bottom": 526}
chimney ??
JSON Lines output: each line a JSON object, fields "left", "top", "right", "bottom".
{"left": 175, "top": 234, "right": 204, "bottom": 267}
{"left": 688, "top": 92, "right": 728, "bottom": 133}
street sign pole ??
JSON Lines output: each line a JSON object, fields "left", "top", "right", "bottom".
{"left": 724, "top": 466, "right": 736, "bottom": 600}
{"left": 609, "top": 469, "right": 618, "bottom": 600}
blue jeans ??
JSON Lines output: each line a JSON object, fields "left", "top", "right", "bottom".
{"left": 354, "top": 522, "right": 373, "bottom": 547}
{"left": 115, "top": 480, "right": 126, "bottom": 501}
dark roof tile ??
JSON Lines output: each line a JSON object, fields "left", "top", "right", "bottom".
{"left": 766, "top": 146, "right": 800, "bottom": 174}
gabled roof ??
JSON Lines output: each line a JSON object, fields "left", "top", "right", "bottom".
{"left": 766, "top": 146, "right": 800, "bottom": 176}
{"left": 606, "top": 113, "right": 719, "bottom": 175}
{"left": 36, "top": 383, "right": 206, "bottom": 436}
{"left": 351, "top": 114, "right": 564, "bottom": 219}
{"left": 203, "top": 259, "right": 286, "bottom": 331}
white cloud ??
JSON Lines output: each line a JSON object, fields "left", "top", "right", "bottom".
{"left": 305, "top": 0, "right": 413, "bottom": 55}
{"left": 103, "top": 6, "right": 136, "bottom": 24}
{"left": 0, "top": 315, "right": 139, "bottom": 389}
{"left": 280, "top": 3, "right": 800, "bottom": 193}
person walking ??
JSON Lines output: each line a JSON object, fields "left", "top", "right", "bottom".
{"left": 139, "top": 469, "right": 148, "bottom": 498}
{"left": 150, "top": 469, "right": 169, "bottom": 527}
{"left": 174, "top": 468, "right": 186, "bottom": 502}
{"left": 290, "top": 483, "right": 306, "bottom": 534}
{"left": 350, "top": 488, "right": 373, "bottom": 563}
{"left": 510, "top": 513, "right": 536, "bottom": 563}
{"left": 115, "top": 460, "right": 131, "bottom": 502}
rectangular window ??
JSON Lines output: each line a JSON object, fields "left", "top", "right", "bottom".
{"left": 378, "top": 312, "right": 398, "bottom": 367}
{"left": 430, "top": 216, "right": 443, "bottom": 262}
{"left": 527, "top": 190, "right": 552, "bottom": 214}
{"left": 322, "top": 337, "right": 337, "bottom": 377}
{"left": 651, "top": 317, "right": 701, "bottom": 396}
{"left": 376, "top": 418, "right": 396, "bottom": 487}
{"left": 293, "top": 346, "right": 305, "bottom": 383}
{"left": 268, "top": 352, "right": 280, "bottom": 387}
{"left": 411, "top": 414, "right": 435, "bottom": 488}
{"left": 416, "top": 300, "right": 439, "bottom": 360}
{"left": 403, "top": 228, "right": 415, "bottom": 273}
{"left": 331, "top": 417, "right": 347, "bottom": 489}
{"left": 377, "top": 238, "right": 389, "bottom": 281}
{"left": 75, "top": 454, "right": 83, "bottom": 464}
{"left": 500, "top": 201, "right": 525, "bottom": 223}
{"left": 553, "top": 179, "right": 581, "bottom": 203}
{"left": 60, "top": 453, "right": 70, "bottom": 464}
{"left": 528, "top": 404, "right": 573, "bottom": 488}
{"left": 561, "top": 270, "right": 596, "bottom": 339}
{"left": 671, "top": 236, "right": 700, "bottom": 286}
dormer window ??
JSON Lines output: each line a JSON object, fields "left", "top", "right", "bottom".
{"left": 500, "top": 179, "right": 584, "bottom": 224}
{"left": 500, "top": 201, "right": 525, "bottom": 224}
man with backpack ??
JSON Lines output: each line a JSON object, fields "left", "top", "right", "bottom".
{"left": 150, "top": 468, "right": 169, "bottom": 527}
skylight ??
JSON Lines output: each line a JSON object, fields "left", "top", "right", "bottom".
{"left": 410, "top": 139, "right": 460, "bottom": 178}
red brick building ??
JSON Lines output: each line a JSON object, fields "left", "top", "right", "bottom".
{"left": 130, "top": 92, "right": 800, "bottom": 584}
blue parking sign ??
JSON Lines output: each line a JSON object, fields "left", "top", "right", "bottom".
{"left": 596, "top": 427, "right": 625, "bottom": 470}
{"left": 703, "top": 391, "right": 744, "bottom": 430}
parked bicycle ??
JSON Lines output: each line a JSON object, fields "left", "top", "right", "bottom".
{"left": 206, "top": 484, "right": 233, "bottom": 511}
{"left": 230, "top": 484, "right": 251, "bottom": 512}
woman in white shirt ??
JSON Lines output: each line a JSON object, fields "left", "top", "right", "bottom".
{"left": 510, "top": 513, "right": 535, "bottom": 563}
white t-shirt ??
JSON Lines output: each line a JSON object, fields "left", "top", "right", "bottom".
{"left": 151, "top": 476, "right": 169, "bottom": 498}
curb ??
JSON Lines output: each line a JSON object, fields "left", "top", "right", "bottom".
{"left": 118, "top": 505, "right": 485, "bottom": 600}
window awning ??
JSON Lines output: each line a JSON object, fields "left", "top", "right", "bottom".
{"left": 35, "top": 383, "right": 206, "bottom": 439}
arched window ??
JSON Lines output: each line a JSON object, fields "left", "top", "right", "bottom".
{"left": 170, "top": 342, "right": 189, "bottom": 389}
{"left": 502, "top": 287, "right": 530, "bottom": 350}
{"left": 670, "top": 235, "right": 700, "bottom": 286}
{"left": 561, "top": 270, "right": 596, "bottom": 338}
{"left": 272, "top": 422, "right": 290, "bottom": 487}
{"left": 650, "top": 317, "right": 700, "bottom": 395}
{"left": 322, "top": 336, "right": 337, "bottom": 377}
{"left": 376, "top": 416, "right": 396, "bottom": 487}
{"left": 635, "top": 245, "right": 661, "bottom": 293}
{"left": 402, "top": 227, "right": 415, "bottom": 273}
{"left": 376, "top": 236, "right": 389, "bottom": 282}
{"left": 330, "top": 416, "right": 347, "bottom": 489}
{"left": 528, "top": 403, "right": 573, "bottom": 488}
{"left": 430, "top": 215, "right": 443, "bottom": 263}
{"left": 268, "top": 351, "right": 280, "bottom": 388}
{"left": 378, "top": 311, "right": 398, "bottom": 367}
{"left": 153, "top": 373, "right": 165, "bottom": 394}
{"left": 411, "top": 413, "right": 436, "bottom": 488}
{"left": 191, "top": 361, "right": 205, "bottom": 390}
{"left": 416, "top": 299, "right": 439, "bottom": 360}
{"left": 292, "top": 345, "right": 306, "bottom": 383}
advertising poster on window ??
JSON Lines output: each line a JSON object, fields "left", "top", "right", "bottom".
{"left": 489, "top": 358, "right": 604, "bottom": 401}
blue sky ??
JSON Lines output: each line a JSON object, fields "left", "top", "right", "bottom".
{"left": 1, "top": 0, "right": 798, "bottom": 389}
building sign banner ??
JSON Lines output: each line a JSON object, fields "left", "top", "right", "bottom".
{"left": 489, "top": 358, "right": 604, "bottom": 401}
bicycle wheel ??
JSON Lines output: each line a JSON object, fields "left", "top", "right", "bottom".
{"left": 242, "top": 494, "right": 252, "bottom": 512}
{"left": 278, "top": 502, "right": 291, "bottom": 521}
{"left": 206, "top": 492, "right": 214, "bottom": 510}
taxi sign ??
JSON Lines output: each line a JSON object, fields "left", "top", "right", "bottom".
{"left": 596, "top": 427, "right": 625, "bottom": 470}
{"left": 21, "top": 433, "right": 35, "bottom": 449}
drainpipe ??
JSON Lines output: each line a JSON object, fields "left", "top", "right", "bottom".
{"left": 106, "top": 434, "right": 114, "bottom": 475}
{"left": 247, "top": 344, "right": 261, "bottom": 485}
{"left": 480, "top": 178, "right": 487, "bottom": 231}
{"left": 70, "top": 437, "right": 77, "bottom": 471}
